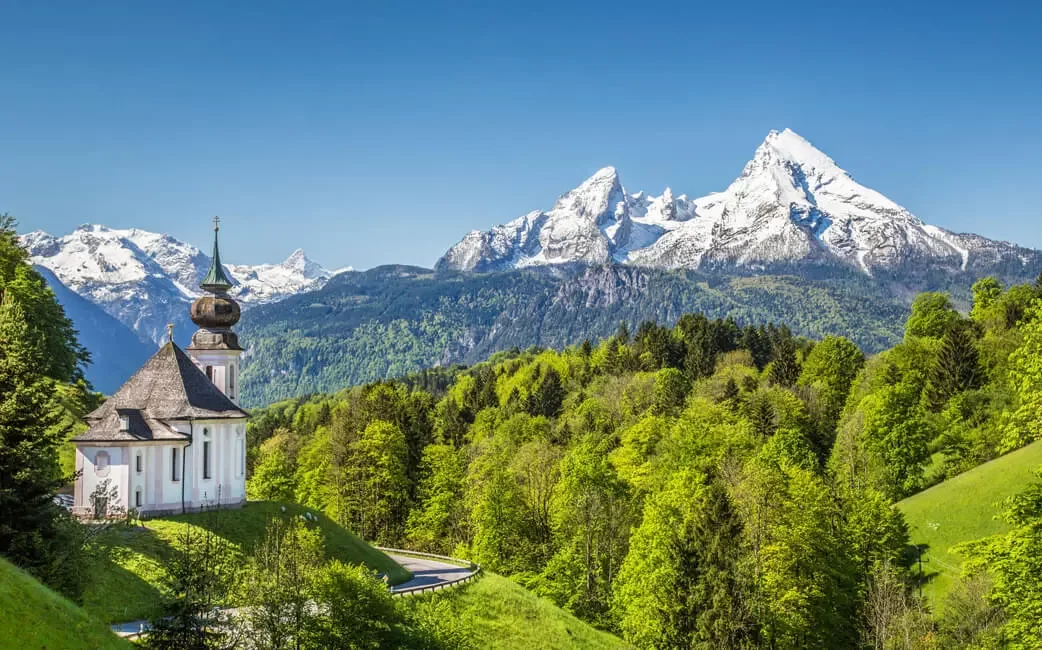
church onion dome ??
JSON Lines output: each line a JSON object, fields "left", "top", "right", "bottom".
{"left": 190, "top": 218, "right": 241, "bottom": 331}
{"left": 190, "top": 294, "right": 241, "bottom": 329}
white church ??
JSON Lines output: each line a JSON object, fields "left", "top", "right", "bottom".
{"left": 72, "top": 221, "right": 248, "bottom": 517}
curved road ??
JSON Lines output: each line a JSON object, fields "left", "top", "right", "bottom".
{"left": 386, "top": 553, "right": 476, "bottom": 594}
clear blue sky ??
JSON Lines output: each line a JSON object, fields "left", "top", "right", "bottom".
{"left": 2, "top": 0, "right": 1040, "bottom": 270}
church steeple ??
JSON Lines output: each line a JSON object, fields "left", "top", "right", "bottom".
{"left": 200, "top": 216, "right": 234, "bottom": 293}
{"left": 188, "top": 218, "right": 243, "bottom": 403}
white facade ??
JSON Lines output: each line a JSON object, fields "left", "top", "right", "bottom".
{"left": 74, "top": 419, "right": 246, "bottom": 516}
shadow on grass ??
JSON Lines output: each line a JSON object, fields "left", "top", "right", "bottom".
{"left": 904, "top": 542, "right": 940, "bottom": 595}
{"left": 85, "top": 524, "right": 175, "bottom": 624}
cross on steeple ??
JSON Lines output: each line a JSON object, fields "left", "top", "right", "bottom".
{"left": 167, "top": 323, "right": 174, "bottom": 342}
{"left": 213, "top": 215, "right": 220, "bottom": 231}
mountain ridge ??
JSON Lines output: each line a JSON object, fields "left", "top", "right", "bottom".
{"left": 438, "top": 129, "right": 1040, "bottom": 276}
{"left": 20, "top": 224, "right": 347, "bottom": 348}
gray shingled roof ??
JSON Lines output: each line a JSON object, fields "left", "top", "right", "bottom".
{"left": 73, "top": 342, "right": 247, "bottom": 443}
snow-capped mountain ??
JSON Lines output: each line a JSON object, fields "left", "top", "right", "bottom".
{"left": 438, "top": 129, "right": 1038, "bottom": 275}
{"left": 21, "top": 225, "right": 346, "bottom": 347}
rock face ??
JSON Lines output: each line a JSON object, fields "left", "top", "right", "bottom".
{"left": 20, "top": 225, "right": 343, "bottom": 347}
{"left": 438, "top": 129, "right": 1038, "bottom": 276}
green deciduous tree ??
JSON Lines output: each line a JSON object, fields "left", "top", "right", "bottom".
{"left": 247, "top": 428, "right": 302, "bottom": 502}
{"left": 905, "top": 292, "right": 962, "bottom": 340}
{"left": 352, "top": 420, "right": 409, "bottom": 544}
{"left": 1001, "top": 306, "right": 1042, "bottom": 451}
{"left": 798, "top": 335, "right": 864, "bottom": 433}
{"left": 406, "top": 444, "right": 469, "bottom": 554}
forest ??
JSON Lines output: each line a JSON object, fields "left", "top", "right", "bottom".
{"left": 246, "top": 273, "right": 1042, "bottom": 649}
{"left": 236, "top": 263, "right": 917, "bottom": 406}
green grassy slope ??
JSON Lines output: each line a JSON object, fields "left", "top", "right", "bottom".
{"left": 898, "top": 441, "right": 1042, "bottom": 606}
{"left": 86, "top": 500, "right": 411, "bottom": 623}
{"left": 413, "top": 573, "right": 630, "bottom": 650}
{"left": 0, "top": 556, "right": 130, "bottom": 650}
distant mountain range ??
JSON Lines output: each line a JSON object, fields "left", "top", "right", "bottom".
{"left": 19, "top": 129, "right": 1041, "bottom": 400}
{"left": 439, "top": 129, "right": 1039, "bottom": 277}
{"left": 21, "top": 225, "right": 347, "bottom": 346}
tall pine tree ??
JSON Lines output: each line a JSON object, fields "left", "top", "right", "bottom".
{"left": 0, "top": 297, "right": 84, "bottom": 598}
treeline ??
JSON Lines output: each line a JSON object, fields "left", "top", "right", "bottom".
{"left": 247, "top": 272, "right": 1042, "bottom": 648}
{"left": 237, "top": 265, "right": 914, "bottom": 406}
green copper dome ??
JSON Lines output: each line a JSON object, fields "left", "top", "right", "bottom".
{"left": 200, "top": 218, "right": 234, "bottom": 293}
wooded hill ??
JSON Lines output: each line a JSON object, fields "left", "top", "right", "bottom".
{"left": 246, "top": 273, "right": 1042, "bottom": 648}
{"left": 237, "top": 263, "right": 918, "bottom": 406}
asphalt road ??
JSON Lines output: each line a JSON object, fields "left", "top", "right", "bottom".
{"left": 386, "top": 553, "right": 476, "bottom": 593}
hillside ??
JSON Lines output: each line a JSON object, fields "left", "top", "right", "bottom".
{"left": 0, "top": 556, "right": 130, "bottom": 649}
{"left": 237, "top": 263, "right": 913, "bottom": 406}
{"left": 86, "top": 501, "right": 411, "bottom": 623}
{"left": 412, "top": 573, "right": 630, "bottom": 650}
{"left": 898, "top": 441, "right": 1042, "bottom": 606}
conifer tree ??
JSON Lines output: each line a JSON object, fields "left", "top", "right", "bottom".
{"left": 148, "top": 510, "right": 235, "bottom": 649}
{"left": 767, "top": 336, "right": 800, "bottom": 387}
{"left": 0, "top": 296, "right": 84, "bottom": 599}
{"left": 926, "top": 323, "right": 982, "bottom": 411}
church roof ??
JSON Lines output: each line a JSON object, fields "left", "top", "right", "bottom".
{"left": 73, "top": 342, "right": 247, "bottom": 443}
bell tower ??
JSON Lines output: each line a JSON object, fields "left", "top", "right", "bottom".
{"left": 187, "top": 217, "right": 243, "bottom": 404}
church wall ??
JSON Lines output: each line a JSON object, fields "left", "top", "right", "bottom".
{"left": 77, "top": 445, "right": 129, "bottom": 514}
{"left": 187, "top": 419, "right": 246, "bottom": 506}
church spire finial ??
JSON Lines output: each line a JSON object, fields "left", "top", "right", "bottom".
{"left": 200, "top": 216, "right": 234, "bottom": 293}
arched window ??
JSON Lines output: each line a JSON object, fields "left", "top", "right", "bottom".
{"left": 136, "top": 453, "right": 143, "bottom": 474}
{"left": 205, "top": 365, "right": 214, "bottom": 382}
{"left": 135, "top": 488, "right": 142, "bottom": 509}
{"left": 228, "top": 365, "right": 235, "bottom": 398}
{"left": 94, "top": 451, "right": 111, "bottom": 478}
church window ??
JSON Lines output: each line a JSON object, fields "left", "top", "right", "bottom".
{"left": 205, "top": 365, "right": 213, "bottom": 382}
{"left": 135, "top": 488, "right": 142, "bottom": 509}
{"left": 228, "top": 365, "right": 235, "bottom": 398}
{"left": 203, "top": 441, "right": 212, "bottom": 480}
{"left": 119, "top": 414, "right": 130, "bottom": 431}
{"left": 95, "top": 451, "right": 110, "bottom": 477}
{"left": 171, "top": 448, "right": 181, "bottom": 482}
{"left": 136, "top": 453, "right": 142, "bottom": 473}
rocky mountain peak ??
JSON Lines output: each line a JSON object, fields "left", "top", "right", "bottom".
{"left": 553, "top": 166, "right": 625, "bottom": 224}
{"left": 438, "top": 129, "right": 1039, "bottom": 276}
